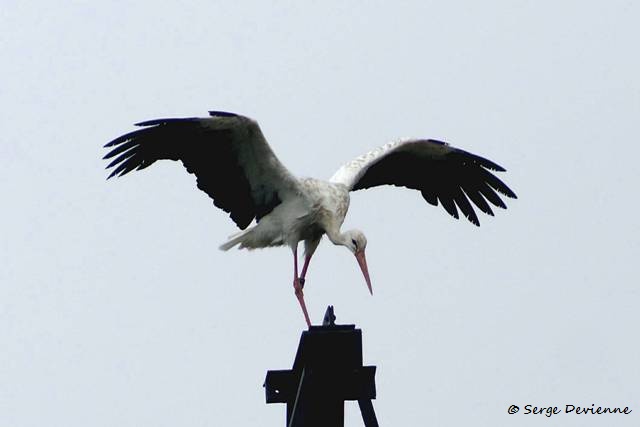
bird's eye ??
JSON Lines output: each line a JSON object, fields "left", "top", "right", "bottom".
{"left": 351, "top": 239, "right": 358, "bottom": 248}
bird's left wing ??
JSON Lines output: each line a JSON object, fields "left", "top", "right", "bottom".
{"left": 104, "top": 111, "right": 301, "bottom": 229}
{"left": 330, "top": 139, "right": 517, "bottom": 226}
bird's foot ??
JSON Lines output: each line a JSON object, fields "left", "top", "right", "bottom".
{"left": 293, "top": 278, "right": 311, "bottom": 327}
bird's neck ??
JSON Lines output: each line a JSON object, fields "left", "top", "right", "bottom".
{"left": 326, "top": 227, "right": 348, "bottom": 247}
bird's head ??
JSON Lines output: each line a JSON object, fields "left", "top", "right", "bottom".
{"left": 344, "top": 229, "right": 368, "bottom": 254}
{"left": 342, "top": 229, "right": 372, "bottom": 295}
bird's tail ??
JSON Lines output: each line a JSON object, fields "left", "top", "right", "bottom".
{"left": 219, "top": 229, "right": 251, "bottom": 251}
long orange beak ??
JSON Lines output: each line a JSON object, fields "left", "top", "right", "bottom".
{"left": 355, "top": 249, "right": 373, "bottom": 295}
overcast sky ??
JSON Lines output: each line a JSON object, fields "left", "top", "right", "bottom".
{"left": 2, "top": 1, "right": 639, "bottom": 426}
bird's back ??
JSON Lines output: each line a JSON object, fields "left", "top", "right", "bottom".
{"left": 298, "top": 178, "right": 350, "bottom": 232}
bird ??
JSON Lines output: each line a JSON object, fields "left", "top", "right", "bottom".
{"left": 103, "top": 110, "right": 517, "bottom": 327}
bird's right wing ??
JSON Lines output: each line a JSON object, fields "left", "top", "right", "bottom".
{"left": 104, "top": 111, "right": 301, "bottom": 229}
{"left": 330, "top": 139, "right": 516, "bottom": 226}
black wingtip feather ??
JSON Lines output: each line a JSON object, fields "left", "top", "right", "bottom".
{"left": 105, "top": 146, "right": 137, "bottom": 169}
{"left": 133, "top": 117, "right": 203, "bottom": 127}
{"left": 104, "top": 135, "right": 126, "bottom": 147}
{"left": 481, "top": 170, "right": 517, "bottom": 199}
{"left": 134, "top": 120, "right": 156, "bottom": 127}
{"left": 208, "top": 110, "right": 239, "bottom": 118}
{"left": 107, "top": 168, "right": 119, "bottom": 179}
{"left": 439, "top": 197, "right": 459, "bottom": 220}
{"left": 464, "top": 188, "right": 495, "bottom": 217}
{"left": 421, "top": 190, "right": 438, "bottom": 206}
{"left": 479, "top": 183, "right": 507, "bottom": 209}
{"left": 103, "top": 140, "right": 138, "bottom": 160}
{"left": 104, "top": 128, "right": 146, "bottom": 147}
{"left": 452, "top": 188, "right": 480, "bottom": 226}
{"left": 469, "top": 153, "right": 506, "bottom": 172}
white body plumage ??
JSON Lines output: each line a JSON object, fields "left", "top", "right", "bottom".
{"left": 220, "top": 178, "right": 350, "bottom": 255}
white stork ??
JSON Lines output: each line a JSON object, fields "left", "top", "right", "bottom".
{"left": 104, "top": 111, "right": 517, "bottom": 326}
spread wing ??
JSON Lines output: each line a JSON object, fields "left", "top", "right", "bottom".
{"left": 330, "top": 139, "right": 517, "bottom": 226}
{"left": 104, "top": 111, "right": 300, "bottom": 229}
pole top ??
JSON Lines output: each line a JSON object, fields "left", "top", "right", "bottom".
{"left": 322, "top": 305, "right": 337, "bottom": 326}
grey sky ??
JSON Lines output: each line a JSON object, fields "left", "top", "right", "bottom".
{"left": 2, "top": 1, "right": 639, "bottom": 426}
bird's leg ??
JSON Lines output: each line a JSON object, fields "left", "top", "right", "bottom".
{"left": 293, "top": 247, "right": 311, "bottom": 327}
{"left": 298, "top": 254, "right": 313, "bottom": 289}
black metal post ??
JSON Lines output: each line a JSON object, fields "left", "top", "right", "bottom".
{"left": 264, "top": 306, "right": 378, "bottom": 426}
